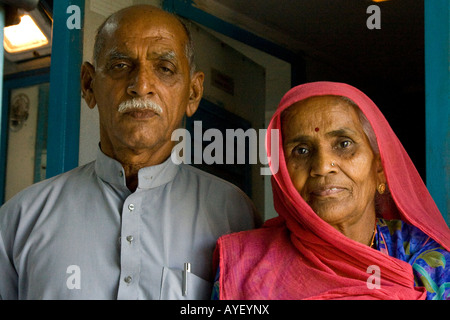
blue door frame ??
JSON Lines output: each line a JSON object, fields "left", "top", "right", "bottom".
{"left": 46, "top": 0, "right": 85, "bottom": 178}
{"left": 425, "top": 0, "right": 449, "bottom": 223}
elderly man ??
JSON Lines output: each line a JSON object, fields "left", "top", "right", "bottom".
{"left": 0, "top": 5, "right": 256, "bottom": 299}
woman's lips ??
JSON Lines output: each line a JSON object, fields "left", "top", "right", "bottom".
{"left": 310, "top": 186, "right": 346, "bottom": 197}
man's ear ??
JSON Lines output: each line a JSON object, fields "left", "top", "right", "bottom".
{"left": 81, "top": 62, "right": 97, "bottom": 109}
{"left": 186, "top": 71, "right": 204, "bottom": 117}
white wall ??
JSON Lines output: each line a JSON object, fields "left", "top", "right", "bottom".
{"left": 5, "top": 86, "right": 39, "bottom": 201}
{"left": 189, "top": 23, "right": 266, "bottom": 217}
{"left": 200, "top": 27, "right": 291, "bottom": 220}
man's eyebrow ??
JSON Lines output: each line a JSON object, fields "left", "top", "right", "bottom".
{"left": 150, "top": 50, "right": 177, "bottom": 61}
{"left": 105, "top": 48, "right": 132, "bottom": 61}
{"left": 104, "top": 48, "right": 178, "bottom": 63}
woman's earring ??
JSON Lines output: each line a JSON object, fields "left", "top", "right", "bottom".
{"left": 377, "top": 183, "right": 386, "bottom": 195}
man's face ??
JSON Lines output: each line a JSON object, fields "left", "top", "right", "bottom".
{"left": 84, "top": 9, "right": 203, "bottom": 158}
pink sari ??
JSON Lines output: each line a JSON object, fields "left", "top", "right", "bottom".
{"left": 215, "top": 82, "right": 450, "bottom": 300}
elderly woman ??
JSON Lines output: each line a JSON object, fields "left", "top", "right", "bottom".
{"left": 212, "top": 82, "right": 450, "bottom": 300}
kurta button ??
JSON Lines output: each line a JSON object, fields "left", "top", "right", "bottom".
{"left": 126, "top": 235, "right": 134, "bottom": 243}
{"left": 124, "top": 276, "right": 132, "bottom": 284}
{"left": 128, "top": 204, "right": 134, "bottom": 211}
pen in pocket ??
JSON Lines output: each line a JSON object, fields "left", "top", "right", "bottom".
{"left": 182, "top": 262, "right": 191, "bottom": 296}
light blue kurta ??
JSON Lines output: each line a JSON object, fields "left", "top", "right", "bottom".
{"left": 0, "top": 147, "right": 256, "bottom": 299}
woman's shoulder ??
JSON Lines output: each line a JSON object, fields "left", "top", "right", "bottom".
{"left": 216, "top": 221, "right": 291, "bottom": 265}
{"left": 219, "top": 222, "right": 288, "bottom": 246}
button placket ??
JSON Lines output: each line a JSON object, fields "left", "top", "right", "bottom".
{"left": 117, "top": 196, "right": 141, "bottom": 299}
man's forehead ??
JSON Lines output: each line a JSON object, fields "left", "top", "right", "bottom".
{"left": 102, "top": 23, "right": 186, "bottom": 52}
{"left": 102, "top": 8, "right": 187, "bottom": 40}
{"left": 94, "top": 7, "right": 190, "bottom": 66}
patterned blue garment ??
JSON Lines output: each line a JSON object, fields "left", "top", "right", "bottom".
{"left": 212, "top": 219, "right": 450, "bottom": 300}
{"left": 375, "top": 219, "right": 450, "bottom": 300}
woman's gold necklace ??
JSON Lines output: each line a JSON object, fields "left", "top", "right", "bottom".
{"left": 369, "top": 222, "right": 377, "bottom": 248}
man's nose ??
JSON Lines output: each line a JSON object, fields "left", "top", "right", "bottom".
{"left": 310, "top": 149, "right": 338, "bottom": 177}
{"left": 127, "top": 66, "right": 155, "bottom": 97}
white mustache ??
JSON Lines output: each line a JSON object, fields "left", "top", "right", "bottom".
{"left": 118, "top": 99, "right": 163, "bottom": 115}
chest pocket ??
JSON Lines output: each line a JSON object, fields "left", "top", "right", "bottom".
{"left": 160, "top": 267, "right": 212, "bottom": 300}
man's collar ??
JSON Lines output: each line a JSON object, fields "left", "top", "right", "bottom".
{"left": 95, "top": 145, "right": 179, "bottom": 191}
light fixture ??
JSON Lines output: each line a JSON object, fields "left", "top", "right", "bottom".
{"left": 4, "top": 14, "right": 48, "bottom": 53}
{"left": 3, "top": 7, "right": 52, "bottom": 62}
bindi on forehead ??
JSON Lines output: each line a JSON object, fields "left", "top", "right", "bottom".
{"left": 315, "top": 127, "right": 320, "bottom": 132}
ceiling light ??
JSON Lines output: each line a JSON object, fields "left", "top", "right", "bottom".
{"left": 4, "top": 14, "right": 48, "bottom": 53}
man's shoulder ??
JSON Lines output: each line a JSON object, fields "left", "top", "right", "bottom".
{"left": 0, "top": 162, "right": 96, "bottom": 238}
{"left": 1, "top": 162, "right": 95, "bottom": 210}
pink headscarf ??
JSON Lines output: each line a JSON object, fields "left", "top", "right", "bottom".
{"left": 215, "top": 81, "right": 450, "bottom": 300}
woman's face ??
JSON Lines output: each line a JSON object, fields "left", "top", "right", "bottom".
{"left": 282, "top": 96, "right": 384, "bottom": 227}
